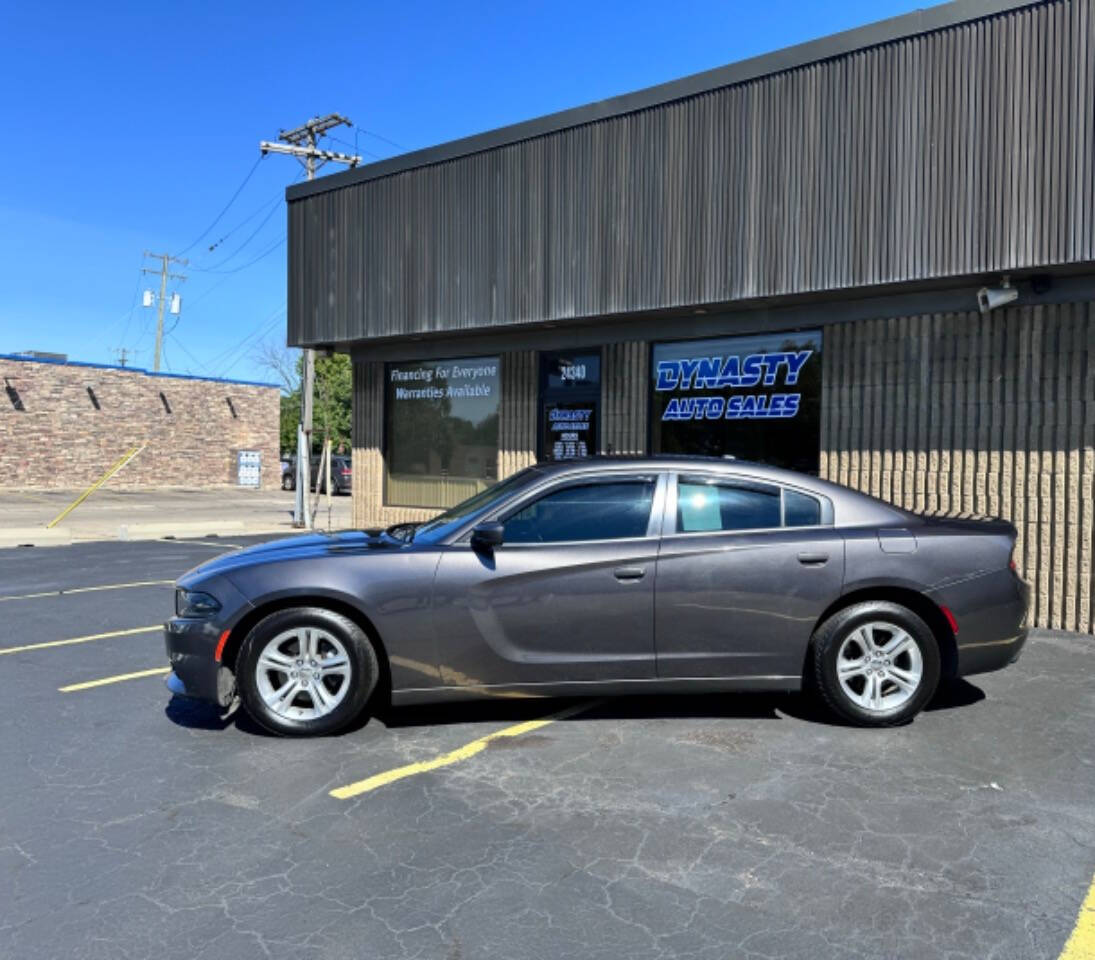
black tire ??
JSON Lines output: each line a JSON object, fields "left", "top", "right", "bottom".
{"left": 811, "top": 601, "right": 941, "bottom": 727}
{"left": 237, "top": 606, "right": 379, "bottom": 737}
{"left": 281, "top": 472, "right": 294, "bottom": 491}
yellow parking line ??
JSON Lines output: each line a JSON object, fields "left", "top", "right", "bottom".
{"left": 330, "top": 699, "right": 601, "bottom": 800}
{"left": 0, "top": 580, "right": 173, "bottom": 602}
{"left": 0, "top": 625, "right": 161, "bottom": 656}
{"left": 59, "top": 666, "right": 170, "bottom": 692}
{"left": 1060, "top": 873, "right": 1095, "bottom": 959}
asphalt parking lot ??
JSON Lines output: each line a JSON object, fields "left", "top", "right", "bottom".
{"left": 1, "top": 537, "right": 1093, "bottom": 960}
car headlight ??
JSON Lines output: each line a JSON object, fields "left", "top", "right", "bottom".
{"left": 175, "top": 589, "right": 222, "bottom": 618}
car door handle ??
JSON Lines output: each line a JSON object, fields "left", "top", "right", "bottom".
{"left": 797, "top": 552, "right": 829, "bottom": 566}
{"left": 614, "top": 566, "right": 646, "bottom": 581}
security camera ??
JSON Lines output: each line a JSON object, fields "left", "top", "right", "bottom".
{"left": 977, "top": 276, "right": 1018, "bottom": 314}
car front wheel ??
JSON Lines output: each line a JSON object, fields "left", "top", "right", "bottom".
{"left": 237, "top": 607, "right": 378, "bottom": 736}
{"left": 812, "top": 601, "right": 941, "bottom": 727}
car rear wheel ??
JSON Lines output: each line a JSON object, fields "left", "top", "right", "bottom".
{"left": 237, "top": 607, "right": 378, "bottom": 736}
{"left": 281, "top": 472, "right": 294, "bottom": 490}
{"left": 812, "top": 601, "right": 940, "bottom": 727}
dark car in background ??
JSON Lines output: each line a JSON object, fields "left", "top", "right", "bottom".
{"left": 165, "top": 457, "right": 1029, "bottom": 736}
{"left": 281, "top": 454, "right": 352, "bottom": 494}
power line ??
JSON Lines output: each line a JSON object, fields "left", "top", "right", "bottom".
{"left": 166, "top": 332, "right": 211, "bottom": 375}
{"left": 328, "top": 133, "right": 383, "bottom": 160}
{"left": 174, "top": 155, "right": 266, "bottom": 257}
{"left": 202, "top": 304, "right": 287, "bottom": 372}
{"left": 355, "top": 126, "right": 406, "bottom": 151}
{"left": 196, "top": 235, "right": 286, "bottom": 276}
{"left": 140, "top": 252, "right": 188, "bottom": 372}
{"left": 191, "top": 202, "right": 283, "bottom": 273}
{"left": 260, "top": 113, "right": 360, "bottom": 529}
{"left": 203, "top": 193, "right": 281, "bottom": 255}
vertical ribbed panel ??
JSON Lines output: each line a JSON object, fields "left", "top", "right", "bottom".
{"left": 291, "top": 0, "right": 1094, "bottom": 346}
{"left": 498, "top": 351, "right": 537, "bottom": 479}
{"left": 600, "top": 341, "right": 649, "bottom": 455}
{"left": 821, "top": 301, "right": 1095, "bottom": 633}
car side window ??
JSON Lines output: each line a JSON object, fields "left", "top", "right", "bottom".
{"left": 503, "top": 479, "right": 656, "bottom": 543}
{"left": 677, "top": 477, "right": 782, "bottom": 532}
{"left": 783, "top": 488, "right": 821, "bottom": 527}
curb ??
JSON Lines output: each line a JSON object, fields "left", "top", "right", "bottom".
{"left": 0, "top": 527, "right": 73, "bottom": 548}
{"left": 118, "top": 520, "right": 247, "bottom": 541}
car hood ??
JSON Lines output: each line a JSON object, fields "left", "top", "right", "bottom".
{"left": 180, "top": 530, "right": 404, "bottom": 582}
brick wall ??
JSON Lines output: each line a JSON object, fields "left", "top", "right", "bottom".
{"left": 0, "top": 357, "right": 281, "bottom": 490}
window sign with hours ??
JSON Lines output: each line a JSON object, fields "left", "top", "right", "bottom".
{"left": 539, "top": 350, "right": 601, "bottom": 461}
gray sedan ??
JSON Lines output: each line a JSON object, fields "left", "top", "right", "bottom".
{"left": 165, "top": 456, "right": 1029, "bottom": 735}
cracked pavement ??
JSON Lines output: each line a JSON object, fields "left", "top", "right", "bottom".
{"left": 1, "top": 538, "right": 1092, "bottom": 959}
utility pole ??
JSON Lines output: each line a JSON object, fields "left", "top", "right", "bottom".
{"left": 113, "top": 348, "right": 132, "bottom": 368}
{"left": 141, "top": 252, "right": 187, "bottom": 372}
{"left": 261, "top": 114, "right": 360, "bottom": 528}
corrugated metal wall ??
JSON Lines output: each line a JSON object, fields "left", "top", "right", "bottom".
{"left": 290, "top": 0, "right": 1093, "bottom": 346}
{"left": 600, "top": 341, "right": 648, "bottom": 455}
{"left": 820, "top": 301, "right": 1095, "bottom": 633}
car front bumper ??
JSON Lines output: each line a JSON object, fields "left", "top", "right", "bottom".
{"left": 164, "top": 617, "right": 238, "bottom": 706}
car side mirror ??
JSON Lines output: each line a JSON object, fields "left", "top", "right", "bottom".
{"left": 470, "top": 521, "right": 505, "bottom": 551}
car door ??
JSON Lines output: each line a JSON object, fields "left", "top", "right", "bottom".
{"left": 432, "top": 472, "right": 667, "bottom": 688}
{"left": 654, "top": 472, "right": 845, "bottom": 680}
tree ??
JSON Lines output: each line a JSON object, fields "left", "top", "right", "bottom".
{"left": 257, "top": 339, "right": 352, "bottom": 455}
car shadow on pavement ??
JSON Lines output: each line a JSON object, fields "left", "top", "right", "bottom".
{"left": 379, "top": 693, "right": 788, "bottom": 731}
{"left": 164, "top": 679, "right": 987, "bottom": 737}
{"left": 164, "top": 696, "right": 276, "bottom": 737}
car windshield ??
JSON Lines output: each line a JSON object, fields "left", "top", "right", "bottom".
{"left": 409, "top": 467, "right": 541, "bottom": 544}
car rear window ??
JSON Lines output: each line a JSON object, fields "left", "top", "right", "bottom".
{"left": 675, "top": 477, "right": 825, "bottom": 532}
{"left": 677, "top": 478, "right": 782, "bottom": 532}
{"left": 783, "top": 489, "right": 821, "bottom": 527}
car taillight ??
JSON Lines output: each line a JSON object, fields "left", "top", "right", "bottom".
{"left": 340, "top": 468, "right": 351, "bottom": 476}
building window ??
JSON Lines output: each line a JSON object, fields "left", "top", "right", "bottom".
{"left": 539, "top": 349, "right": 600, "bottom": 461}
{"left": 651, "top": 329, "right": 822, "bottom": 474}
{"left": 385, "top": 357, "right": 500, "bottom": 508}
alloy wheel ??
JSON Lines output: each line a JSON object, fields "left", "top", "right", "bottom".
{"left": 836, "top": 621, "right": 923, "bottom": 713}
{"left": 254, "top": 626, "right": 351, "bottom": 722}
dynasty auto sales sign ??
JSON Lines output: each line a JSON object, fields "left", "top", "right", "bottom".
{"left": 651, "top": 330, "right": 822, "bottom": 473}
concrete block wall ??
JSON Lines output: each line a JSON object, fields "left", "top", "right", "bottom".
{"left": 0, "top": 357, "right": 281, "bottom": 490}
{"left": 352, "top": 304, "right": 1095, "bottom": 635}
{"left": 820, "top": 302, "right": 1095, "bottom": 633}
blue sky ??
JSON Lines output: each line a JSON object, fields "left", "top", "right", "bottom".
{"left": 0, "top": 0, "right": 939, "bottom": 387}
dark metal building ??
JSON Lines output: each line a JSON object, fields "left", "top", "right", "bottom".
{"left": 286, "top": 0, "right": 1095, "bottom": 633}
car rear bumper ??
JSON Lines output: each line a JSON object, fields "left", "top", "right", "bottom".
{"left": 937, "top": 568, "right": 1031, "bottom": 678}
{"left": 164, "top": 618, "right": 237, "bottom": 706}
{"left": 955, "top": 627, "right": 1029, "bottom": 676}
